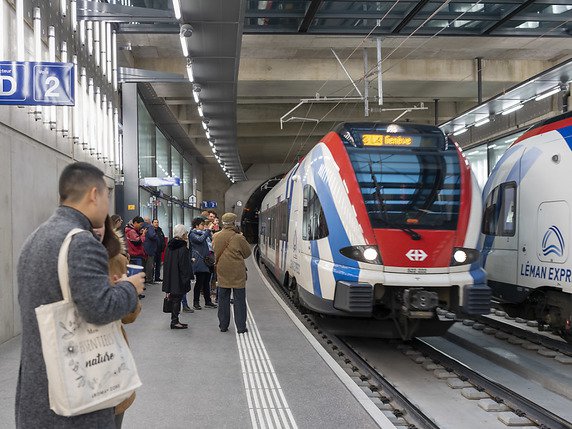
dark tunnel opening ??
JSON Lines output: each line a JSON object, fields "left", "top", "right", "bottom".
{"left": 241, "top": 175, "right": 284, "bottom": 244}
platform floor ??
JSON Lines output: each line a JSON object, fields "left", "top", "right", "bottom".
{"left": 0, "top": 257, "right": 388, "bottom": 428}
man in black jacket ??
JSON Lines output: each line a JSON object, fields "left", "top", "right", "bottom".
{"left": 152, "top": 219, "right": 166, "bottom": 282}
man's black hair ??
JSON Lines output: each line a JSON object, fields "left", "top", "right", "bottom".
{"left": 59, "top": 162, "right": 106, "bottom": 203}
{"left": 192, "top": 216, "right": 206, "bottom": 228}
{"left": 132, "top": 216, "right": 144, "bottom": 224}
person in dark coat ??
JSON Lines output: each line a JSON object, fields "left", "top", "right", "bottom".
{"left": 142, "top": 216, "right": 158, "bottom": 283}
{"left": 15, "top": 162, "right": 145, "bottom": 428}
{"left": 162, "top": 224, "right": 194, "bottom": 329}
{"left": 189, "top": 217, "right": 217, "bottom": 310}
{"left": 153, "top": 219, "right": 166, "bottom": 282}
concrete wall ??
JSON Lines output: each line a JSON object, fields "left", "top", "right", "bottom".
{"left": 0, "top": 107, "right": 115, "bottom": 345}
{"left": 224, "top": 164, "right": 291, "bottom": 220}
{"left": 202, "top": 167, "right": 232, "bottom": 214}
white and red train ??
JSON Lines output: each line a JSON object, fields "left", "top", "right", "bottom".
{"left": 258, "top": 122, "right": 490, "bottom": 339}
{"left": 481, "top": 111, "right": 572, "bottom": 341}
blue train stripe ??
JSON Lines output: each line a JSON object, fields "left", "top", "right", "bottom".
{"left": 557, "top": 125, "right": 572, "bottom": 151}
{"left": 311, "top": 145, "right": 360, "bottom": 284}
{"left": 310, "top": 241, "right": 322, "bottom": 297}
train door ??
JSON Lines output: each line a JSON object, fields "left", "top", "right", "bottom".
{"left": 483, "top": 177, "right": 520, "bottom": 286}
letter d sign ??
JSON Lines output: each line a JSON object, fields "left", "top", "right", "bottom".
{"left": 0, "top": 75, "right": 17, "bottom": 96}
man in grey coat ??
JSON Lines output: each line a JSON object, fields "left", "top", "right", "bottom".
{"left": 15, "top": 162, "right": 145, "bottom": 428}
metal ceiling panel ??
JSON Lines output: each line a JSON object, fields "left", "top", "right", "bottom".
{"left": 243, "top": 0, "right": 572, "bottom": 36}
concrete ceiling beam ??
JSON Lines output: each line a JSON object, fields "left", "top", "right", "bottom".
{"left": 238, "top": 58, "right": 553, "bottom": 84}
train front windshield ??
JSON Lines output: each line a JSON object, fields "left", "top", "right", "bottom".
{"left": 340, "top": 124, "right": 461, "bottom": 231}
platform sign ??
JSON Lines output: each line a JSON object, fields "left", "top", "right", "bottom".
{"left": 0, "top": 61, "right": 75, "bottom": 106}
{"left": 202, "top": 201, "right": 217, "bottom": 208}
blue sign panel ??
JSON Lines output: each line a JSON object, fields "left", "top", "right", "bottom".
{"left": 202, "top": 201, "right": 217, "bottom": 208}
{"left": 0, "top": 61, "right": 75, "bottom": 106}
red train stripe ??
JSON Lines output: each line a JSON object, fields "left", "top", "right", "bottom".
{"left": 454, "top": 141, "right": 472, "bottom": 246}
{"left": 322, "top": 132, "right": 377, "bottom": 245}
{"left": 513, "top": 116, "right": 572, "bottom": 146}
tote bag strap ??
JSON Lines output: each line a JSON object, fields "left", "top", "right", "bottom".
{"left": 57, "top": 228, "right": 87, "bottom": 302}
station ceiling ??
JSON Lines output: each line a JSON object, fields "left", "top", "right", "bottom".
{"left": 113, "top": 0, "right": 572, "bottom": 178}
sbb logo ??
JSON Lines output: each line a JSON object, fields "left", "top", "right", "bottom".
{"left": 406, "top": 249, "right": 427, "bottom": 262}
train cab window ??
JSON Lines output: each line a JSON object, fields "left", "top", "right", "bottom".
{"left": 302, "top": 185, "right": 329, "bottom": 241}
{"left": 482, "top": 182, "right": 516, "bottom": 236}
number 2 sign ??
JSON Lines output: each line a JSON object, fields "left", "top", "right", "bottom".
{"left": 0, "top": 61, "right": 74, "bottom": 106}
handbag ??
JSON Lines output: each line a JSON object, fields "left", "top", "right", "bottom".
{"left": 203, "top": 252, "right": 216, "bottom": 267}
{"left": 35, "top": 229, "right": 142, "bottom": 417}
{"left": 163, "top": 295, "right": 173, "bottom": 313}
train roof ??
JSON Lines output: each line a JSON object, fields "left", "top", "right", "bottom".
{"left": 513, "top": 110, "right": 572, "bottom": 146}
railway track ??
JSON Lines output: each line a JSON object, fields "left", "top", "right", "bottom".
{"left": 255, "top": 251, "right": 571, "bottom": 429}
{"left": 411, "top": 337, "right": 571, "bottom": 429}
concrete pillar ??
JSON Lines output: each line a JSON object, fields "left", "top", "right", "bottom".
{"left": 120, "top": 83, "right": 139, "bottom": 223}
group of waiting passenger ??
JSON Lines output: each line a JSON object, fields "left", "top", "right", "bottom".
{"left": 118, "top": 209, "right": 251, "bottom": 332}
{"left": 161, "top": 211, "right": 252, "bottom": 333}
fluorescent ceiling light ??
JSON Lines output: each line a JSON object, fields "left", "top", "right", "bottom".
{"left": 501, "top": 103, "right": 523, "bottom": 115}
{"left": 197, "top": 103, "right": 203, "bottom": 117}
{"left": 172, "top": 0, "right": 181, "bottom": 20}
{"left": 180, "top": 36, "right": 188, "bottom": 57}
{"left": 202, "top": 121, "right": 208, "bottom": 131}
{"left": 535, "top": 86, "right": 561, "bottom": 101}
{"left": 193, "top": 91, "right": 199, "bottom": 104}
{"left": 186, "top": 62, "right": 194, "bottom": 82}
{"left": 453, "top": 127, "right": 467, "bottom": 136}
{"left": 474, "top": 117, "right": 490, "bottom": 127}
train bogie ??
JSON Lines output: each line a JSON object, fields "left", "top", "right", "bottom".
{"left": 260, "top": 122, "right": 490, "bottom": 340}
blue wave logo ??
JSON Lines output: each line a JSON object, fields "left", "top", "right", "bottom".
{"left": 542, "top": 225, "right": 565, "bottom": 257}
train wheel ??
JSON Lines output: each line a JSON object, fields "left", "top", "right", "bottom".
{"left": 289, "top": 278, "right": 307, "bottom": 314}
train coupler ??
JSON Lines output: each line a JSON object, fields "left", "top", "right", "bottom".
{"left": 401, "top": 289, "right": 439, "bottom": 319}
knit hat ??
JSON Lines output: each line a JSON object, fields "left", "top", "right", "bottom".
{"left": 221, "top": 212, "right": 237, "bottom": 225}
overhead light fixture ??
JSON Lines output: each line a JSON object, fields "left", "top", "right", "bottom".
{"left": 180, "top": 36, "right": 188, "bottom": 57}
{"left": 172, "top": 0, "right": 181, "bottom": 20}
{"left": 193, "top": 90, "right": 199, "bottom": 104}
{"left": 205, "top": 129, "right": 210, "bottom": 139}
{"left": 535, "top": 86, "right": 561, "bottom": 101}
{"left": 202, "top": 121, "right": 208, "bottom": 131}
{"left": 186, "top": 59, "right": 194, "bottom": 82}
{"left": 501, "top": 103, "right": 523, "bottom": 116}
{"left": 474, "top": 117, "right": 490, "bottom": 127}
{"left": 453, "top": 127, "right": 467, "bottom": 136}
{"left": 197, "top": 103, "right": 203, "bottom": 117}
{"left": 209, "top": 138, "right": 215, "bottom": 147}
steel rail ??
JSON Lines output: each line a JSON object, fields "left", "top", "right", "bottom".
{"left": 413, "top": 338, "right": 572, "bottom": 429}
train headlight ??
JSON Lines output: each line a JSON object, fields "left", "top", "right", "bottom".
{"left": 450, "top": 247, "right": 480, "bottom": 266}
{"left": 340, "top": 245, "right": 382, "bottom": 265}
{"left": 453, "top": 250, "right": 467, "bottom": 263}
{"left": 363, "top": 248, "right": 378, "bottom": 261}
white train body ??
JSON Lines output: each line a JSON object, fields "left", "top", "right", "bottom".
{"left": 481, "top": 111, "right": 572, "bottom": 338}
{"left": 259, "top": 123, "right": 489, "bottom": 339}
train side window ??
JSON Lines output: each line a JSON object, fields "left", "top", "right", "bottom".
{"left": 482, "top": 182, "right": 516, "bottom": 236}
{"left": 303, "top": 185, "right": 329, "bottom": 240}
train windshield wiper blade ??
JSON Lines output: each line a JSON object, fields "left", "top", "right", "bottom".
{"left": 380, "top": 218, "right": 422, "bottom": 241}
{"left": 368, "top": 162, "right": 421, "bottom": 241}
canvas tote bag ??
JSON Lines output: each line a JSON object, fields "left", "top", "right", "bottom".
{"left": 35, "top": 228, "right": 142, "bottom": 417}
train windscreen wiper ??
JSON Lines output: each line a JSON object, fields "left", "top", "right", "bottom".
{"left": 368, "top": 162, "right": 422, "bottom": 241}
